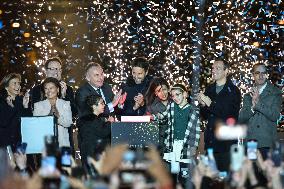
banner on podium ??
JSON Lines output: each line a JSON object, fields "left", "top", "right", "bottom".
{"left": 111, "top": 122, "right": 159, "bottom": 148}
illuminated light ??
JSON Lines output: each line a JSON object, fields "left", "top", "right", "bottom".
{"left": 278, "top": 20, "right": 284, "bottom": 25}
{"left": 0, "top": 10, "right": 2, "bottom": 14}
{"left": 35, "top": 41, "right": 42, "bottom": 47}
{"left": 24, "top": 32, "right": 31, "bottom": 38}
{"left": 12, "top": 22, "right": 20, "bottom": 28}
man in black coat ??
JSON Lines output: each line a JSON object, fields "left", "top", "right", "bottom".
{"left": 30, "top": 57, "right": 76, "bottom": 116}
{"left": 75, "top": 62, "right": 123, "bottom": 119}
{"left": 119, "top": 58, "right": 152, "bottom": 116}
{"left": 75, "top": 63, "right": 123, "bottom": 150}
{"left": 197, "top": 59, "right": 241, "bottom": 172}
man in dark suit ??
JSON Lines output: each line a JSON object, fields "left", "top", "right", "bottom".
{"left": 75, "top": 62, "right": 124, "bottom": 119}
{"left": 75, "top": 62, "right": 124, "bottom": 150}
{"left": 239, "top": 63, "right": 282, "bottom": 159}
{"left": 197, "top": 59, "right": 241, "bottom": 172}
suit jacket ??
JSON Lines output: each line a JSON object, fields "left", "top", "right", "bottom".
{"left": 75, "top": 82, "right": 114, "bottom": 119}
{"left": 30, "top": 83, "right": 77, "bottom": 117}
{"left": 33, "top": 98, "right": 73, "bottom": 147}
{"left": 200, "top": 79, "right": 241, "bottom": 153}
{"left": 239, "top": 82, "right": 282, "bottom": 148}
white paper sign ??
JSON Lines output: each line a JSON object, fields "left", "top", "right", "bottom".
{"left": 21, "top": 116, "right": 54, "bottom": 154}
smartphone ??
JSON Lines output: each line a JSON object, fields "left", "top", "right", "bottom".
{"left": 45, "top": 135, "right": 58, "bottom": 156}
{"left": 6, "top": 145, "right": 15, "bottom": 162}
{"left": 16, "top": 142, "right": 27, "bottom": 154}
{"left": 230, "top": 144, "right": 244, "bottom": 172}
{"left": 61, "top": 147, "right": 71, "bottom": 167}
{"left": 247, "top": 140, "right": 258, "bottom": 160}
{"left": 271, "top": 141, "right": 282, "bottom": 167}
{"left": 41, "top": 156, "right": 56, "bottom": 172}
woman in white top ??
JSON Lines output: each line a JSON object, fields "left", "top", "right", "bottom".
{"left": 33, "top": 77, "right": 72, "bottom": 147}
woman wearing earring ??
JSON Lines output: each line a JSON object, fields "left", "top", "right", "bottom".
{"left": 0, "top": 73, "right": 31, "bottom": 149}
{"left": 33, "top": 77, "right": 72, "bottom": 147}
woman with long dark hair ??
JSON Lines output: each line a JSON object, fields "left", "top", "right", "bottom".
{"left": 145, "top": 77, "right": 170, "bottom": 153}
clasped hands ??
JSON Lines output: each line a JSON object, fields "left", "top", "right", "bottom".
{"left": 250, "top": 87, "right": 259, "bottom": 109}
{"left": 133, "top": 93, "right": 144, "bottom": 110}
{"left": 196, "top": 92, "right": 212, "bottom": 107}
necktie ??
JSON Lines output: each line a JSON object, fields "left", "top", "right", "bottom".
{"left": 96, "top": 88, "right": 102, "bottom": 96}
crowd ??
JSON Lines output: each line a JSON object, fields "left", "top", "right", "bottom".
{"left": 0, "top": 57, "right": 282, "bottom": 189}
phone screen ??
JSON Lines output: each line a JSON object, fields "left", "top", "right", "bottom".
{"left": 41, "top": 156, "right": 56, "bottom": 172}
{"left": 247, "top": 140, "right": 258, "bottom": 160}
{"left": 61, "top": 147, "right": 71, "bottom": 167}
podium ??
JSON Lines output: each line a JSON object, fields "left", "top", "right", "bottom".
{"left": 111, "top": 121, "right": 159, "bottom": 147}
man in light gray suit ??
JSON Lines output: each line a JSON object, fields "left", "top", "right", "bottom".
{"left": 239, "top": 63, "right": 282, "bottom": 159}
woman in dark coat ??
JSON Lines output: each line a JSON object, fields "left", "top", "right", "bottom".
{"left": 0, "top": 73, "right": 31, "bottom": 150}
{"left": 79, "top": 94, "right": 113, "bottom": 168}
{"left": 144, "top": 77, "right": 170, "bottom": 154}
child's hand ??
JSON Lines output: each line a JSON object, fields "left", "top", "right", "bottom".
{"left": 107, "top": 116, "right": 115, "bottom": 122}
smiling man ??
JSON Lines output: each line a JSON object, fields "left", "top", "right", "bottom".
{"left": 119, "top": 57, "right": 152, "bottom": 116}
{"left": 197, "top": 59, "right": 241, "bottom": 172}
{"left": 30, "top": 57, "right": 76, "bottom": 116}
{"left": 239, "top": 63, "right": 282, "bottom": 159}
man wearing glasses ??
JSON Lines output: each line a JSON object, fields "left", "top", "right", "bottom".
{"left": 239, "top": 63, "right": 282, "bottom": 159}
{"left": 30, "top": 57, "right": 77, "bottom": 160}
{"left": 30, "top": 57, "right": 76, "bottom": 114}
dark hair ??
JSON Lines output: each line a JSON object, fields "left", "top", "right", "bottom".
{"left": 41, "top": 77, "right": 61, "bottom": 100}
{"left": 0, "top": 73, "right": 21, "bottom": 98}
{"left": 214, "top": 58, "right": 230, "bottom": 70}
{"left": 171, "top": 83, "right": 187, "bottom": 93}
{"left": 86, "top": 94, "right": 103, "bottom": 107}
{"left": 252, "top": 63, "right": 267, "bottom": 73}
{"left": 44, "top": 57, "right": 62, "bottom": 70}
{"left": 85, "top": 62, "right": 102, "bottom": 74}
{"left": 145, "top": 77, "right": 169, "bottom": 107}
{"left": 132, "top": 57, "right": 149, "bottom": 71}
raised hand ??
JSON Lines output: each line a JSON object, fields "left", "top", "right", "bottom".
{"left": 60, "top": 81, "right": 67, "bottom": 98}
{"left": 112, "top": 89, "right": 123, "bottom": 108}
{"left": 6, "top": 95, "right": 14, "bottom": 108}
{"left": 23, "top": 90, "right": 30, "bottom": 108}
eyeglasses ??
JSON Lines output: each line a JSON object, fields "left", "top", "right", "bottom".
{"left": 47, "top": 67, "right": 61, "bottom": 71}
{"left": 253, "top": 71, "right": 267, "bottom": 75}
